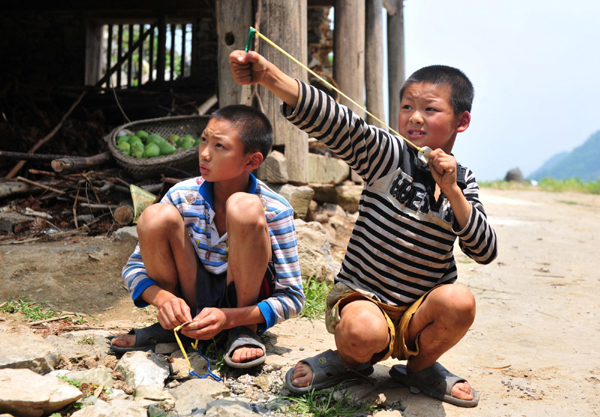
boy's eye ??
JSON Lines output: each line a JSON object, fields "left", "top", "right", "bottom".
{"left": 426, "top": 107, "right": 438, "bottom": 112}
{"left": 401, "top": 104, "right": 412, "bottom": 110}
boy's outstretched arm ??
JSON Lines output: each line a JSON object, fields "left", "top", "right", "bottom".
{"left": 229, "top": 50, "right": 299, "bottom": 108}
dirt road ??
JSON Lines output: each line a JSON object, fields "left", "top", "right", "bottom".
{"left": 1, "top": 187, "right": 599, "bottom": 416}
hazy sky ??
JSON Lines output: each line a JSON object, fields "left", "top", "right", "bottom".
{"left": 396, "top": 0, "right": 600, "bottom": 180}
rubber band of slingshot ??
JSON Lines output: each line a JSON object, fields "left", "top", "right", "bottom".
{"left": 247, "top": 26, "right": 423, "bottom": 154}
{"left": 173, "top": 324, "right": 223, "bottom": 383}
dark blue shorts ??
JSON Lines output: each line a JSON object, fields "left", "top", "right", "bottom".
{"left": 194, "top": 260, "right": 275, "bottom": 317}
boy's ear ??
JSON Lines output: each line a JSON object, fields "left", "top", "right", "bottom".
{"left": 245, "top": 151, "right": 264, "bottom": 171}
{"left": 456, "top": 111, "right": 471, "bottom": 133}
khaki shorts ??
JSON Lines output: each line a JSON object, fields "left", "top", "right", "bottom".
{"left": 325, "top": 281, "right": 431, "bottom": 363}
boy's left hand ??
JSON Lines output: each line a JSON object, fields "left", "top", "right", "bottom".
{"left": 428, "top": 149, "right": 458, "bottom": 191}
{"left": 180, "top": 307, "right": 227, "bottom": 340}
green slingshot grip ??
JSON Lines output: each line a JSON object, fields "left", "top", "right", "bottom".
{"left": 245, "top": 27, "right": 256, "bottom": 52}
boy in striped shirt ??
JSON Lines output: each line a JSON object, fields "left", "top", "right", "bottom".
{"left": 230, "top": 51, "right": 497, "bottom": 406}
{"left": 112, "top": 105, "right": 304, "bottom": 369}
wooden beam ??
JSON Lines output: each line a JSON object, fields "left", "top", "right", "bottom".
{"left": 216, "top": 0, "right": 253, "bottom": 107}
{"left": 382, "top": 0, "right": 397, "bottom": 16}
{"left": 365, "top": 0, "right": 384, "bottom": 126}
{"left": 156, "top": 15, "right": 167, "bottom": 82}
{"left": 334, "top": 0, "right": 365, "bottom": 115}
{"left": 258, "top": 0, "right": 309, "bottom": 184}
{"left": 387, "top": 0, "right": 405, "bottom": 132}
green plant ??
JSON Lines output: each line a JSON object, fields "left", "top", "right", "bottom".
{"left": 279, "top": 387, "right": 376, "bottom": 417}
{"left": 300, "top": 277, "right": 331, "bottom": 321}
{"left": 0, "top": 295, "right": 60, "bottom": 321}
{"left": 58, "top": 376, "right": 82, "bottom": 388}
{"left": 79, "top": 336, "right": 95, "bottom": 345}
{"left": 479, "top": 177, "right": 600, "bottom": 194}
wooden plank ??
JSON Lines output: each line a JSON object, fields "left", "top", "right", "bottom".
{"left": 138, "top": 24, "right": 144, "bottom": 86}
{"left": 258, "top": 0, "right": 309, "bottom": 184}
{"left": 387, "top": 0, "right": 405, "bottom": 132}
{"left": 106, "top": 24, "right": 113, "bottom": 86}
{"left": 84, "top": 20, "right": 103, "bottom": 86}
{"left": 117, "top": 24, "right": 123, "bottom": 87}
{"left": 216, "top": 0, "right": 253, "bottom": 107}
{"left": 149, "top": 26, "right": 155, "bottom": 82}
{"left": 181, "top": 24, "right": 187, "bottom": 78}
{"left": 334, "top": 0, "right": 365, "bottom": 115}
{"left": 170, "top": 23, "right": 176, "bottom": 81}
{"left": 127, "top": 24, "right": 134, "bottom": 86}
{"left": 156, "top": 15, "right": 167, "bottom": 82}
{"left": 365, "top": 0, "right": 384, "bottom": 126}
{"left": 382, "top": 0, "right": 397, "bottom": 15}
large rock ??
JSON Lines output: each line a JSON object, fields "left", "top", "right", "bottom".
{"left": 263, "top": 150, "right": 288, "bottom": 184}
{"left": 269, "top": 184, "right": 315, "bottom": 220}
{"left": 0, "top": 329, "right": 58, "bottom": 374}
{"left": 308, "top": 153, "right": 349, "bottom": 184}
{"left": 61, "top": 366, "right": 115, "bottom": 389}
{"left": 170, "top": 378, "right": 230, "bottom": 416}
{"left": 114, "top": 351, "right": 170, "bottom": 389}
{"left": 311, "top": 182, "right": 363, "bottom": 213}
{"left": 294, "top": 220, "right": 341, "bottom": 284}
{"left": 205, "top": 399, "right": 260, "bottom": 416}
{"left": 44, "top": 330, "right": 112, "bottom": 361}
{"left": 70, "top": 398, "right": 158, "bottom": 417}
{"left": 504, "top": 167, "right": 525, "bottom": 182}
{"left": 0, "top": 368, "right": 83, "bottom": 417}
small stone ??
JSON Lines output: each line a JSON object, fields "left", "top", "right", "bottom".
{"left": 468, "top": 367, "right": 472, "bottom": 371}
{"left": 509, "top": 366, "right": 513, "bottom": 370}
{"left": 299, "top": 347, "right": 305, "bottom": 351}
{"left": 488, "top": 370, "right": 493, "bottom": 374}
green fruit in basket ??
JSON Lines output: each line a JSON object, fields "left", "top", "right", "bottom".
{"left": 147, "top": 134, "right": 165, "bottom": 146}
{"left": 144, "top": 143, "right": 161, "bottom": 158}
{"left": 180, "top": 137, "right": 195, "bottom": 150}
{"left": 118, "top": 141, "right": 131, "bottom": 155}
{"left": 168, "top": 134, "right": 180, "bottom": 144}
{"left": 159, "top": 142, "right": 177, "bottom": 155}
{"left": 193, "top": 138, "right": 202, "bottom": 146}
{"left": 117, "top": 135, "right": 130, "bottom": 144}
{"left": 136, "top": 130, "right": 149, "bottom": 140}
{"left": 131, "top": 148, "right": 144, "bottom": 159}
{"left": 129, "top": 136, "right": 143, "bottom": 147}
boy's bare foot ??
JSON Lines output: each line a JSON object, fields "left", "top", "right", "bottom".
{"left": 111, "top": 333, "right": 263, "bottom": 363}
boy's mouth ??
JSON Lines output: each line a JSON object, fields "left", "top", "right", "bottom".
{"left": 407, "top": 130, "right": 426, "bottom": 139}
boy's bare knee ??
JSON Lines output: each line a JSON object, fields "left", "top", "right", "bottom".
{"left": 431, "top": 283, "right": 476, "bottom": 324}
{"left": 226, "top": 193, "right": 266, "bottom": 230}
{"left": 138, "top": 204, "right": 182, "bottom": 235}
{"left": 336, "top": 301, "right": 389, "bottom": 361}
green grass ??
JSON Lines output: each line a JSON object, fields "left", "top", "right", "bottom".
{"left": 300, "top": 277, "right": 331, "bottom": 321}
{"left": 479, "top": 177, "right": 600, "bottom": 194}
{"left": 279, "top": 387, "right": 376, "bottom": 417}
{"left": 0, "top": 295, "right": 60, "bottom": 321}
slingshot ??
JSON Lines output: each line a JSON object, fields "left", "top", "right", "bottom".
{"left": 173, "top": 321, "right": 223, "bottom": 382}
{"left": 244, "top": 26, "right": 432, "bottom": 165}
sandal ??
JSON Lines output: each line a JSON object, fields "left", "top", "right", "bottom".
{"left": 109, "top": 322, "right": 176, "bottom": 355}
{"left": 223, "top": 326, "right": 266, "bottom": 369}
{"left": 389, "top": 362, "right": 480, "bottom": 407}
{"left": 284, "top": 349, "right": 374, "bottom": 394}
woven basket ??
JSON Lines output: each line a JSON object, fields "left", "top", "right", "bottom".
{"left": 108, "top": 115, "right": 210, "bottom": 179}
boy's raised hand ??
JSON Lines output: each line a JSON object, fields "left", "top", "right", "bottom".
{"left": 428, "top": 148, "right": 458, "bottom": 189}
{"left": 229, "top": 51, "right": 268, "bottom": 85}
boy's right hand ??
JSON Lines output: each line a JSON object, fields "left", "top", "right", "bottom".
{"left": 156, "top": 295, "right": 193, "bottom": 330}
{"left": 229, "top": 50, "right": 269, "bottom": 85}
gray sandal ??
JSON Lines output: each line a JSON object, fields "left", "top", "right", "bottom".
{"left": 389, "top": 362, "right": 480, "bottom": 407}
{"left": 284, "top": 349, "right": 374, "bottom": 394}
{"left": 223, "top": 326, "right": 266, "bottom": 369}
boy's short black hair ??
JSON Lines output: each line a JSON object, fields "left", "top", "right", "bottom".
{"left": 210, "top": 104, "right": 273, "bottom": 159}
{"left": 400, "top": 65, "right": 474, "bottom": 114}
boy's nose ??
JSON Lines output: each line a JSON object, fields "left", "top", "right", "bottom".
{"left": 199, "top": 145, "right": 211, "bottom": 161}
{"left": 409, "top": 111, "right": 424, "bottom": 124}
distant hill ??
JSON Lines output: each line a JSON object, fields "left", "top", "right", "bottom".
{"left": 529, "top": 131, "right": 600, "bottom": 181}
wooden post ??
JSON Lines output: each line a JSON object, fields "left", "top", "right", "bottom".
{"left": 387, "top": 0, "right": 405, "bottom": 132}
{"left": 258, "top": 0, "right": 309, "bottom": 184}
{"left": 334, "top": 0, "right": 365, "bottom": 115}
{"left": 365, "top": 0, "right": 384, "bottom": 126}
{"left": 157, "top": 15, "right": 167, "bottom": 82}
{"left": 216, "top": 0, "right": 253, "bottom": 107}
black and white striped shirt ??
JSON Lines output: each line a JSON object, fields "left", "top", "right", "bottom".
{"left": 282, "top": 81, "right": 497, "bottom": 306}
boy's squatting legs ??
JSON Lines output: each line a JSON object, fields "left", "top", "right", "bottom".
{"left": 289, "top": 283, "right": 476, "bottom": 400}
{"left": 113, "top": 196, "right": 271, "bottom": 363}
